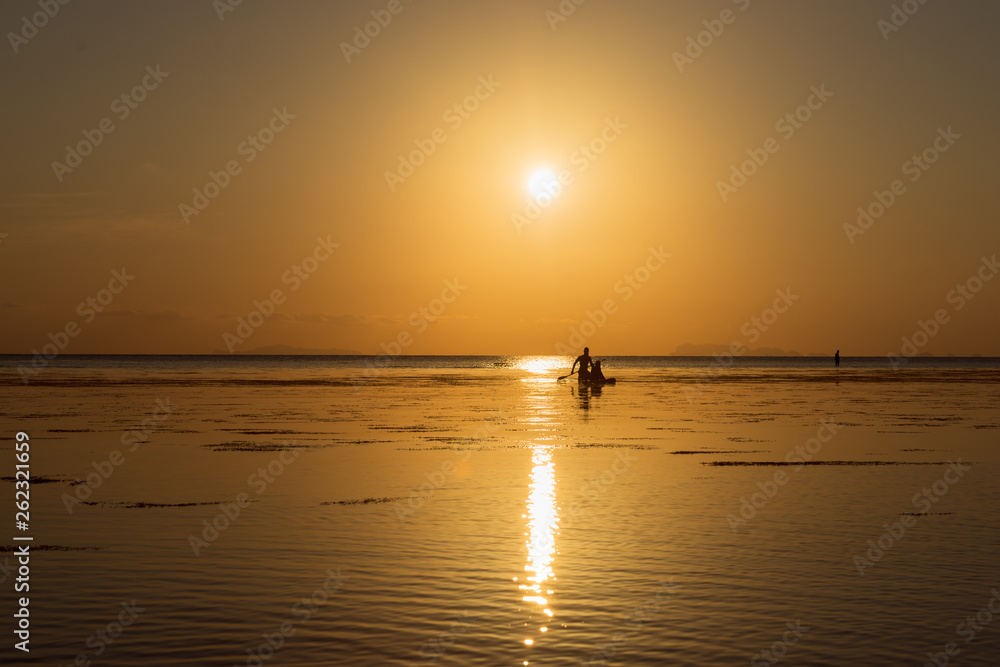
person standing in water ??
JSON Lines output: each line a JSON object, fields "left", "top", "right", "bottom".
{"left": 572, "top": 347, "right": 592, "bottom": 381}
{"left": 835, "top": 350, "right": 840, "bottom": 367}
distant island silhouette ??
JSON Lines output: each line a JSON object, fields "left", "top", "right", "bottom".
{"left": 673, "top": 343, "right": 812, "bottom": 356}
{"left": 211, "top": 344, "right": 362, "bottom": 355}
{"left": 672, "top": 344, "right": 967, "bottom": 357}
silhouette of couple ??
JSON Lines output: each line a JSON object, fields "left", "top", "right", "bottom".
{"left": 571, "top": 347, "right": 606, "bottom": 383}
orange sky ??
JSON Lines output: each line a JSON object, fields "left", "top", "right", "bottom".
{"left": 1, "top": 1, "right": 998, "bottom": 355}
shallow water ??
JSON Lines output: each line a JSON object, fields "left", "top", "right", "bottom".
{"left": 1, "top": 356, "right": 998, "bottom": 665}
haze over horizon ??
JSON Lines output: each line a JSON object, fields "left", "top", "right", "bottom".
{"left": 2, "top": 1, "right": 999, "bottom": 357}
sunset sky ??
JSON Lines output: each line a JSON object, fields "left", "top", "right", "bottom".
{"left": 2, "top": 0, "right": 998, "bottom": 355}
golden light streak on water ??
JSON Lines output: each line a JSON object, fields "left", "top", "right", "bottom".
{"left": 518, "top": 444, "right": 559, "bottom": 653}
{"left": 514, "top": 356, "right": 566, "bottom": 375}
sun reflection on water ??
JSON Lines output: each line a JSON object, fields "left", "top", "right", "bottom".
{"left": 514, "top": 356, "right": 566, "bottom": 376}
{"left": 517, "top": 444, "right": 558, "bottom": 657}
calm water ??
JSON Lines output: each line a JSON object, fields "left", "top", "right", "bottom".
{"left": 1, "top": 356, "right": 999, "bottom": 665}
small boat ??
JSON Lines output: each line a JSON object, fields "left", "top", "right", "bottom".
{"left": 557, "top": 360, "right": 617, "bottom": 384}
{"left": 579, "top": 360, "right": 615, "bottom": 385}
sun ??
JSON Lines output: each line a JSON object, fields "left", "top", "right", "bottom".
{"left": 527, "top": 168, "right": 561, "bottom": 201}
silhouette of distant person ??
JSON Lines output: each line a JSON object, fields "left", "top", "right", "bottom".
{"left": 591, "top": 359, "right": 606, "bottom": 382}
{"left": 835, "top": 350, "right": 840, "bottom": 367}
{"left": 572, "top": 347, "right": 592, "bottom": 381}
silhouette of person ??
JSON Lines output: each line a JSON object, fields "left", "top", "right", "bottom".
{"left": 572, "top": 347, "right": 592, "bottom": 381}
{"left": 835, "top": 350, "right": 840, "bottom": 367}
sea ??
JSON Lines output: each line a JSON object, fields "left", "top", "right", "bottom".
{"left": 0, "top": 355, "right": 998, "bottom": 666}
